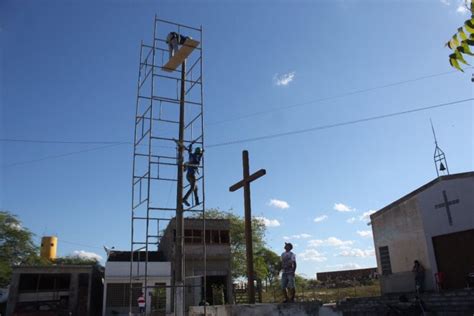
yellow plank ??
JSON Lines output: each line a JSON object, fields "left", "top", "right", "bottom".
{"left": 162, "top": 38, "right": 200, "bottom": 72}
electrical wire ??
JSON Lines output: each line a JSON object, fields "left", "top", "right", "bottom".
{"left": 206, "top": 98, "right": 474, "bottom": 148}
{"left": 207, "top": 69, "right": 471, "bottom": 126}
{"left": 3, "top": 143, "right": 125, "bottom": 168}
{"left": 1, "top": 98, "right": 472, "bottom": 166}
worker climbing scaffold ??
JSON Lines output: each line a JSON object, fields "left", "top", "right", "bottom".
{"left": 174, "top": 140, "right": 204, "bottom": 207}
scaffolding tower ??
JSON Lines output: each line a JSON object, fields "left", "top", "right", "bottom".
{"left": 130, "top": 16, "right": 205, "bottom": 315}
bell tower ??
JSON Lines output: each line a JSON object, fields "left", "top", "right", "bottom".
{"left": 431, "top": 119, "right": 449, "bottom": 177}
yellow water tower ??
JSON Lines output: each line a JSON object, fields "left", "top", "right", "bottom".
{"left": 40, "top": 236, "right": 57, "bottom": 260}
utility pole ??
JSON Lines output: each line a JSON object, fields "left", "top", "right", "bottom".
{"left": 175, "top": 60, "right": 186, "bottom": 316}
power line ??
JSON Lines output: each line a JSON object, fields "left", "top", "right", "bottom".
{"left": 207, "top": 69, "right": 470, "bottom": 126}
{"left": 3, "top": 143, "right": 125, "bottom": 168}
{"left": 0, "top": 69, "right": 468, "bottom": 147}
{"left": 2, "top": 98, "right": 472, "bottom": 166}
{"left": 206, "top": 98, "right": 474, "bottom": 148}
{"left": 0, "top": 139, "right": 129, "bottom": 145}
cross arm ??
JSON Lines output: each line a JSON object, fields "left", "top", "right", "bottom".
{"left": 229, "top": 169, "right": 266, "bottom": 192}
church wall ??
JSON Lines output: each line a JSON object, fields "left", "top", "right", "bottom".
{"left": 372, "top": 195, "right": 431, "bottom": 293}
{"left": 417, "top": 176, "right": 474, "bottom": 288}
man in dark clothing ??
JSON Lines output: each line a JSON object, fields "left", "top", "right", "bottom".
{"left": 183, "top": 144, "right": 203, "bottom": 207}
{"left": 412, "top": 260, "right": 425, "bottom": 293}
{"left": 281, "top": 242, "right": 297, "bottom": 303}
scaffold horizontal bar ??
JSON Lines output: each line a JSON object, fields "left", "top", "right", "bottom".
{"left": 150, "top": 177, "right": 177, "bottom": 182}
{"left": 133, "top": 216, "right": 171, "bottom": 221}
{"left": 152, "top": 117, "right": 179, "bottom": 124}
{"left": 130, "top": 246, "right": 146, "bottom": 251}
{"left": 137, "top": 95, "right": 203, "bottom": 106}
{"left": 150, "top": 161, "right": 178, "bottom": 167}
{"left": 151, "top": 136, "right": 203, "bottom": 146}
{"left": 154, "top": 17, "right": 202, "bottom": 31}
{"left": 134, "top": 153, "right": 177, "bottom": 160}
{"left": 152, "top": 72, "right": 202, "bottom": 86}
{"left": 146, "top": 235, "right": 163, "bottom": 239}
{"left": 133, "top": 171, "right": 150, "bottom": 185}
{"left": 149, "top": 207, "right": 177, "bottom": 211}
{"left": 184, "top": 208, "right": 205, "bottom": 213}
{"left": 154, "top": 37, "right": 202, "bottom": 52}
{"left": 131, "top": 242, "right": 159, "bottom": 246}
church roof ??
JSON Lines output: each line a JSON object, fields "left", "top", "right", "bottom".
{"left": 370, "top": 171, "right": 474, "bottom": 221}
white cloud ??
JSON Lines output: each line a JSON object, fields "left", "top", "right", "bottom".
{"left": 267, "top": 199, "right": 290, "bottom": 209}
{"left": 255, "top": 216, "right": 281, "bottom": 227}
{"left": 440, "top": 0, "right": 451, "bottom": 5}
{"left": 313, "top": 215, "right": 328, "bottom": 223}
{"left": 284, "top": 233, "right": 311, "bottom": 240}
{"left": 273, "top": 71, "right": 296, "bottom": 86}
{"left": 337, "top": 248, "right": 375, "bottom": 258}
{"left": 286, "top": 233, "right": 312, "bottom": 239}
{"left": 457, "top": 3, "right": 469, "bottom": 13}
{"left": 357, "top": 230, "right": 373, "bottom": 238}
{"left": 298, "top": 249, "right": 327, "bottom": 262}
{"left": 334, "top": 203, "right": 353, "bottom": 212}
{"left": 325, "top": 263, "right": 362, "bottom": 271}
{"left": 71, "top": 250, "right": 103, "bottom": 261}
{"left": 359, "top": 210, "right": 376, "bottom": 222}
{"left": 346, "top": 217, "right": 356, "bottom": 224}
{"left": 308, "top": 237, "right": 353, "bottom": 248}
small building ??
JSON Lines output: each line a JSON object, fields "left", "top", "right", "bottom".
{"left": 6, "top": 264, "right": 103, "bottom": 316}
{"left": 103, "top": 250, "right": 171, "bottom": 316}
{"left": 316, "top": 267, "right": 377, "bottom": 283}
{"left": 370, "top": 171, "right": 474, "bottom": 294}
{"left": 158, "top": 218, "right": 232, "bottom": 308}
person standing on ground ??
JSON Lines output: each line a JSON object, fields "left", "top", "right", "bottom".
{"left": 137, "top": 292, "right": 146, "bottom": 315}
{"left": 412, "top": 260, "right": 425, "bottom": 293}
{"left": 281, "top": 242, "right": 297, "bottom": 303}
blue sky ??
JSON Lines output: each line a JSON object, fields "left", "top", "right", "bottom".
{"left": 1, "top": 0, "right": 473, "bottom": 278}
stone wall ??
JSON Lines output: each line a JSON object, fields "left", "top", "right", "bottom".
{"left": 337, "top": 289, "right": 474, "bottom": 315}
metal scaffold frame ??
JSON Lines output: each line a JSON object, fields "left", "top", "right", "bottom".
{"left": 129, "top": 16, "right": 206, "bottom": 315}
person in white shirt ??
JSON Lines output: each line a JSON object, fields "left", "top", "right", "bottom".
{"left": 137, "top": 292, "right": 146, "bottom": 314}
{"left": 281, "top": 242, "right": 297, "bottom": 303}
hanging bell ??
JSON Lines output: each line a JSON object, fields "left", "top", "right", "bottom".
{"left": 439, "top": 162, "right": 446, "bottom": 171}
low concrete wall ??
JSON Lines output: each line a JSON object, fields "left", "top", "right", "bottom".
{"left": 189, "top": 302, "right": 329, "bottom": 316}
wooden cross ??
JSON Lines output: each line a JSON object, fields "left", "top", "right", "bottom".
{"left": 434, "top": 190, "right": 460, "bottom": 226}
{"left": 229, "top": 150, "right": 266, "bottom": 304}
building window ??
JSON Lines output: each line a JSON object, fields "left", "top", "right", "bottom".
{"left": 220, "top": 230, "right": 230, "bottom": 244}
{"left": 183, "top": 229, "right": 230, "bottom": 245}
{"left": 19, "top": 274, "right": 71, "bottom": 293}
{"left": 19, "top": 274, "right": 39, "bottom": 292}
{"left": 184, "top": 229, "right": 203, "bottom": 244}
{"left": 379, "top": 246, "right": 392, "bottom": 275}
{"left": 106, "top": 283, "right": 141, "bottom": 307}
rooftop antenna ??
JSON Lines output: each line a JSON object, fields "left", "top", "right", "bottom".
{"left": 431, "top": 119, "right": 449, "bottom": 177}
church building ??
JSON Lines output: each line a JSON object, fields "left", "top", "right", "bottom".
{"left": 370, "top": 171, "right": 474, "bottom": 294}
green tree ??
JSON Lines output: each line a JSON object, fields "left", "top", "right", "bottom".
{"left": 54, "top": 256, "right": 99, "bottom": 266}
{"left": 446, "top": 1, "right": 474, "bottom": 71}
{"left": 192, "top": 209, "right": 267, "bottom": 280}
{"left": 0, "top": 211, "right": 41, "bottom": 287}
{"left": 255, "top": 248, "right": 281, "bottom": 286}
